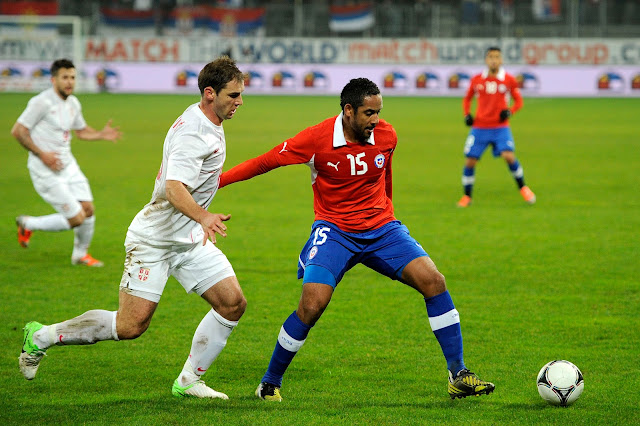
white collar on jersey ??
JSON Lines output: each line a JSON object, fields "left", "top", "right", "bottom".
{"left": 333, "top": 111, "right": 375, "bottom": 147}
{"left": 481, "top": 67, "right": 506, "bottom": 81}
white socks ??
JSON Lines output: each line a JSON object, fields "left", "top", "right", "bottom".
{"left": 178, "top": 309, "right": 237, "bottom": 387}
{"left": 33, "top": 310, "right": 118, "bottom": 350}
{"left": 23, "top": 214, "right": 71, "bottom": 232}
{"left": 72, "top": 215, "right": 95, "bottom": 260}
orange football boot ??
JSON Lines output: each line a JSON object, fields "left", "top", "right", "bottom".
{"left": 520, "top": 186, "right": 536, "bottom": 205}
{"left": 457, "top": 195, "right": 472, "bottom": 208}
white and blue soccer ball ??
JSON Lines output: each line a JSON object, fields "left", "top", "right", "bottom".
{"left": 536, "top": 360, "right": 584, "bottom": 406}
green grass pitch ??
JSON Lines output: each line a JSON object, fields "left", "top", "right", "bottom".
{"left": 0, "top": 93, "right": 638, "bottom": 424}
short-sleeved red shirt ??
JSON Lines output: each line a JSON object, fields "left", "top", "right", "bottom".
{"left": 220, "top": 114, "right": 397, "bottom": 232}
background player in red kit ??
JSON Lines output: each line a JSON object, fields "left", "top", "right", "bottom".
{"left": 219, "top": 78, "right": 494, "bottom": 402}
{"left": 458, "top": 46, "right": 536, "bottom": 207}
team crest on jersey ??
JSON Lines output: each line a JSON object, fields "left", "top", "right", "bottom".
{"left": 309, "top": 246, "right": 318, "bottom": 260}
{"left": 374, "top": 154, "right": 385, "bottom": 168}
{"left": 138, "top": 267, "right": 150, "bottom": 282}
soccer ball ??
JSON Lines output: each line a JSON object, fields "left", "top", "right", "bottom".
{"left": 536, "top": 360, "right": 584, "bottom": 406}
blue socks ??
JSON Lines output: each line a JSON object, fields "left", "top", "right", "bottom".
{"left": 262, "top": 311, "right": 311, "bottom": 387}
{"left": 263, "top": 294, "right": 466, "bottom": 385}
{"left": 425, "top": 291, "right": 465, "bottom": 376}
{"left": 462, "top": 167, "right": 475, "bottom": 197}
{"left": 508, "top": 159, "right": 525, "bottom": 188}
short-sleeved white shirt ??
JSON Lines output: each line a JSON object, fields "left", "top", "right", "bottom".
{"left": 17, "top": 87, "right": 87, "bottom": 173}
{"left": 127, "top": 103, "right": 226, "bottom": 246}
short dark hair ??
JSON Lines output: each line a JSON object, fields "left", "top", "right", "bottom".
{"left": 51, "top": 59, "right": 75, "bottom": 76}
{"left": 340, "top": 78, "right": 381, "bottom": 112}
{"left": 486, "top": 46, "right": 501, "bottom": 55}
{"left": 198, "top": 56, "right": 244, "bottom": 95}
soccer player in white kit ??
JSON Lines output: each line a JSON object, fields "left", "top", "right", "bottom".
{"left": 11, "top": 58, "right": 121, "bottom": 267}
{"left": 19, "top": 57, "right": 247, "bottom": 399}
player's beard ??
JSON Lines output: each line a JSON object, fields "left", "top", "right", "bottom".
{"left": 357, "top": 124, "right": 375, "bottom": 143}
{"left": 55, "top": 85, "right": 72, "bottom": 100}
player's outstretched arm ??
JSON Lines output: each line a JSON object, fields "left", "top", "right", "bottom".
{"left": 75, "top": 119, "right": 121, "bottom": 142}
{"left": 219, "top": 144, "right": 287, "bottom": 188}
{"left": 166, "top": 180, "right": 230, "bottom": 245}
{"left": 11, "top": 122, "right": 62, "bottom": 171}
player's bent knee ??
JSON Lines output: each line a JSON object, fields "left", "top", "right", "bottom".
{"left": 430, "top": 270, "right": 447, "bottom": 292}
{"left": 67, "top": 211, "right": 86, "bottom": 228}
{"left": 210, "top": 289, "right": 246, "bottom": 321}
{"left": 420, "top": 267, "right": 446, "bottom": 292}
{"left": 225, "top": 294, "right": 247, "bottom": 320}
{"left": 298, "top": 301, "right": 327, "bottom": 325}
{"left": 403, "top": 257, "right": 447, "bottom": 297}
{"left": 83, "top": 206, "right": 94, "bottom": 218}
{"left": 116, "top": 320, "right": 150, "bottom": 340}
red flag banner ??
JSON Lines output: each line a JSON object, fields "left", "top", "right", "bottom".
{"left": 0, "top": 1, "right": 59, "bottom": 16}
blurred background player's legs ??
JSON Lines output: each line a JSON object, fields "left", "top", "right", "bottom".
{"left": 500, "top": 151, "right": 536, "bottom": 205}
{"left": 71, "top": 202, "right": 103, "bottom": 266}
{"left": 457, "top": 157, "right": 478, "bottom": 208}
{"left": 17, "top": 175, "right": 103, "bottom": 265}
{"left": 458, "top": 129, "right": 488, "bottom": 208}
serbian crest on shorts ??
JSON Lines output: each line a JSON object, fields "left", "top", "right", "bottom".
{"left": 138, "top": 267, "right": 150, "bottom": 282}
{"left": 374, "top": 154, "right": 385, "bottom": 168}
{"left": 309, "top": 246, "right": 318, "bottom": 260}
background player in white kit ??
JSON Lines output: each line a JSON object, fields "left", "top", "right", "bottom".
{"left": 11, "top": 58, "right": 121, "bottom": 267}
{"left": 19, "top": 56, "right": 248, "bottom": 399}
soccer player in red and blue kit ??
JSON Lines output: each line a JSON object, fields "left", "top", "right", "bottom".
{"left": 457, "top": 46, "right": 536, "bottom": 208}
{"left": 219, "top": 78, "right": 494, "bottom": 401}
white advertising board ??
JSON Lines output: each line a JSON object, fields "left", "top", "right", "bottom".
{"left": 2, "top": 36, "right": 640, "bottom": 65}
{"left": 2, "top": 61, "right": 639, "bottom": 97}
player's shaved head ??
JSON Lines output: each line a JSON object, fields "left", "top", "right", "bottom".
{"left": 340, "top": 78, "right": 381, "bottom": 112}
{"left": 198, "top": 56, "right": 245, "bottom": 95}
{"left": 51, "top": 59, "right": 75, "bottom": 76}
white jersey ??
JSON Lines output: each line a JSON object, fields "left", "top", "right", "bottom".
{"left": 17, "top": 87, "right": 87, "bottom": 173}
{"left": 127, "top": 103, "right": 226, "bottom": 246}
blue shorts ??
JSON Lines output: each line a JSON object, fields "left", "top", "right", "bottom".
{"left": 464, "top": 127, "right": 515, "bottom": 159}
{"left": 297, "top": 220, "right": 429, "bottom": 288}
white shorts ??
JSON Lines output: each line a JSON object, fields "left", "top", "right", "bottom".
{"left": 29, "top": 161, "right": 92, "bottom": 219}
{"left": 119, "top": 234, "right": 236, "bottom": 303}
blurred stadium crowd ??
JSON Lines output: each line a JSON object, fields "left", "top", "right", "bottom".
{"left": 2, "top": 0, "right": 639, "bottom": 38}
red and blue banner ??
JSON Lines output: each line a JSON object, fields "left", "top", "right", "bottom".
{"left": 101, "top": 6, "right": 265, "bottom": 35}
{"left": 101, "top": 8, "right": 154, "bottom": 27}
{"left": 532, "top": 0, "right": 561, "bottom": 22}
{"left": 329, "top": 3, "right": 374, "bottom": 33}
{"left": 207, "top": 8, "right": 265, "bottom": 35}
{"left": 0, "top": 1, "right": 58, "bottom": 16}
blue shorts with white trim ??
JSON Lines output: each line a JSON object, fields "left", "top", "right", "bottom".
{"left": 464, "top": 127, "right": 515, "bottom": 158}
{"left": 297, "top": 220, "right": 428, "bottom": 288}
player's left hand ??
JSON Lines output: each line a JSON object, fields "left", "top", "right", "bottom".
{"left": 499, "top": 109, "right": 512, "bottom": 122}
{"left": 464, "top": 114, "right": 474, "bottom": 126}
{"left": 201, "top": 213, "right": 231, "bottom": 245}
{"left": 102, "top": 119, "right": 122, "bottom": 142}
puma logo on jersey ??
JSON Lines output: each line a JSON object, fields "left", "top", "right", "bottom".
{"left": 327, "top": 161, "right": 340, "bottom": 171}
{"left": 279, "top": 142, "right": 288, "bottom": 154}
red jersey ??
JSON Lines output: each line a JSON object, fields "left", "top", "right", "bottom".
{"left": 220, "top": 114, "right": 397, "bottom": 232}
{"left": 463, "top": 67, "right": 523, "bottom": 129}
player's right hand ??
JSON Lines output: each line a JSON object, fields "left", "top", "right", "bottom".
{"left": 40, "top": 151, "right": 63, "bottom": 171}
{"left": 201, "top": 213, "right": 231, "bottom": 245}
{"left": 464, "top": 114, "right": 474, "bottom": 127}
